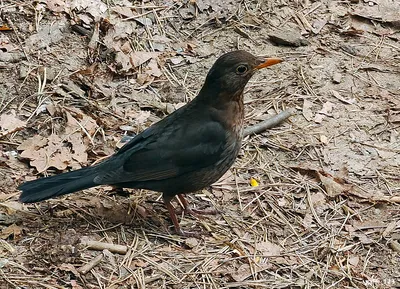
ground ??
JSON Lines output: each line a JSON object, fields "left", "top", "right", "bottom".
{"left": 0, "top": 0, "right": 399, "bottom": 288}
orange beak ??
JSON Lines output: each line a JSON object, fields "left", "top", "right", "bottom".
{"left": 255, "top": 58, "right": 283, "bottom": 70}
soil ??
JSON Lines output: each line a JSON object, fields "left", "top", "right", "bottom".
{"left": 0, "top": 0, "right": 399, "bottom": 288}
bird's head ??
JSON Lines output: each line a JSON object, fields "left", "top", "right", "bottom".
{"left": 198, "top": 50, "right": 282, "bottom": 104}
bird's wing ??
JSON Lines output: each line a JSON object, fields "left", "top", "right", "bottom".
{"left": 95, "top": 120, "right": 228, "bottom": 184}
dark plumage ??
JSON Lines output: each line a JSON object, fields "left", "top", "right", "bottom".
{"left": 18, "top": 50, "right": 282, "bottom": 235}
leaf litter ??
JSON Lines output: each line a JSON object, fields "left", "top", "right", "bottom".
{"left": 17, "top": 107, "right": 98, "bottom": 173}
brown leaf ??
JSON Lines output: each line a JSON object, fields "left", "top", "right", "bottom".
{"left": 59, "top": 263, "right": 79, "bottom": 276}
{"left": 0, "top": 111, "right": 26, "bottom": 137}
{"left": 317, "top": 171, "right": 349, "bottom": 197}
{"left": 255, "top": 240, "right": 282, "bottom": 256}
{"left": 146, "top": 58, "right": 162, "bottom": 77}
{"left": 18, "top": 135, "right": 48, "bottom": 151}
{"left": 0, "top": 224, "right": 22, "bottom": 240}
{"left": 68, "top": 133, "right": 87, "bottom": 165}
{"left": 130, "top": 51, "right": 160, "bottom": 67}
{"left": 20, "top": 134, "right": 78, "bottom": 172}
{"left": 111, "top": 6, "right": 135, "bottom": 18}
{"left": 115, "top": 51, "right": 133, "bottom": 72}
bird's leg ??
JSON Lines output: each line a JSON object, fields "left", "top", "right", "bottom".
{"left": 164, "top": 197, "right": 184, "bottom": 235}
{"left": 177, "top": 194, "right": 217, "bottom": 216}
{"left": 163, "top": 195, "right": 200, "bottom": 237}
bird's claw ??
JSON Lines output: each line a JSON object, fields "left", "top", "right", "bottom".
{"left": 184, "top": 207, "right": 218, "bottom": 218}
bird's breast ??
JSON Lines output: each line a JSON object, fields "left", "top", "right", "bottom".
{"left": 218, "top": 98, "right": 244, "bottom": 140}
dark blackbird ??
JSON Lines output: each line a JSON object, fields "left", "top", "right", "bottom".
{"left": 18, "top": 50, "right": 282, "bottom": 235}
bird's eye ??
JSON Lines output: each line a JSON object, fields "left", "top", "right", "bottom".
{"left": 236, "top": 65, "right": 248, "bottom": 74}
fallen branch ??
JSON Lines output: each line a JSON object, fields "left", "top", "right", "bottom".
{"left": 244, "top": 108, "right": 295, "bottom": 137}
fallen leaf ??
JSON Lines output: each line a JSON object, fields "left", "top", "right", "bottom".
{"left": 255, "top": 240, "right": 282, "bottom": 256}
{"left": 310, "top": 192, "right": 326, "bottom": 207}
{"left": 314, "top": 101, "right": 334, "bottom": 123}
{"left": 0, "top": 111, "right": 26, "bottom": 137}
{"left": 350, "top": 0, "right": 400, "bottom": 25}
{"left": 46, "top": 0, "right": 66, "bottom": 13}
{"left": 146, "top": 58, "right": 162, "bottom": 77}
{"left": 59, "top": 263, "right": 79, "bottom": 276}
{"left": 17, "top": 135, "right": 48, "bottom": 151}
{"left": 111, "top": 6, "right": 135, "bottom": 18}
{"left": 303, "top": 213, "right": 313, "bottom": 229}
{"left": 317, "top": 171, "right": 349, "bottom": 197}
{"left": 302, "top": 99, "right": 314, "bottom": 121}
{"left": 18, "top": 107, "right": 97, "bottom": 172}
{"left": 130, "top": 51, "right": 160, "bottom": 67}
{"left": 115, "top": 51, "right": 133, "bottom": 72}
{"left": 0, "top": 224, "right": 22, "bottom": 240}
{"left": 70, "top": 0, "right": 107, "bottom": 21}
{"left": 348, "top": 255, "right": 360, "bottom": 267}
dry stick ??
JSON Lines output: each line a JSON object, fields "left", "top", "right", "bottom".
{"left": 244, "top": 108, "right": 295, "bottom": 137}
{"left": 78, "top": 253, "right": 104, "bottom": 274}
{"left": 82, "top": 240, "right": 128, "bottom": 254}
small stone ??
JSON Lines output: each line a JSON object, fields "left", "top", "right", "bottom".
{"left": 19, "top": 63, "right": 30, "bottom": 79}
{"left": 184, "top": 237, "right": 198, "bottom": 249}
{"left": 332, "top": 72, "right": 342, "bottom": 84}
{"left": 268, "top": 26, "right": 309, "bottom": 47}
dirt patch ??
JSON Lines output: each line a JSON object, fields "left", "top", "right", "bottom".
{"left": 0, "top": 0, "right": 399, "bottom": 288}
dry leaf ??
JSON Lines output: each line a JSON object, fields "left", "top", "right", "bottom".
{"left": 46, "top": 0, "right": 66, "bottom": 13}
{"left": 18, "top": 107, "right": 96, "bottom": 172}
{"left": 314, "top": 101, "right": 334, "bottom": 123}
{"left": 115, "top": 51, "right": 133, "bottom": 72}
{"left": 351, "top": 0, "right": 400, "bottom": 25}
{"left": 59, "top": 263, "right": 79, "bottom": 276}
{"left": 0, "top": 111, "right": 26, "bottom": 137}
{"left": 146, "top": 58, "right": 162, "bottom": 77}
{"left": 317, "top": 171, "right": 348, "bottom": 197}
{"left": 303, "top": 213, "right": 313, "bottom": 229}
{"left": 310, "top": 192, "right": 326, "bottom": 207}
{"left": 130, "top": 51, "right": 160, "bottom": 67}
{"left": 70, "top": 0, "right": 107, "bottom": 21}
{"left": 302, "top": 99, "right": 313, "bottom": 121}
{"left": 111, "top": 6, "right": 135, "bottom": 18}
{"left": 348, "top": 255, "right": 360, "bottom": 267}
{"left": 231, "top": 264, "right": 251, "bottom": 282}
{"left": 255, "top": 240, "right": 282, "bottom": 256}
{"left": 0, "top": 224, "right": 22, "bottom": 240}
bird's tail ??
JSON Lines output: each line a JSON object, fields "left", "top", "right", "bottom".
{"left": 18, "top": 166, "right": 98, "bottom": 203}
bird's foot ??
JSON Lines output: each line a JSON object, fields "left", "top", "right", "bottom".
{"left": 175, "top": 229, "right": 204, "bottom": 238}
{"left": 184, "top": 207, "right": 218, "bottom": 218}
{"left": 176, "top": 194, "right": 218, "bottom": 218}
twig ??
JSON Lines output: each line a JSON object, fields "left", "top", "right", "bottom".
{"left": 81, "top": 240, "right": 128, "bottom": 254}
{"left": 244, "top": 108, "right": 295, "bottom": 136}
{"left": 78, "top": 253, "right": 104, "bottom": 274}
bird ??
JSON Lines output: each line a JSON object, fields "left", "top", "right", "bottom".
{"left": 18, "top": 50, "right": 282, "bottom": 236}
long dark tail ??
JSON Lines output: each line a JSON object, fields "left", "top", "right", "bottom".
{"left": 18, "top": 166, "right": 98, "bottom": 203}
